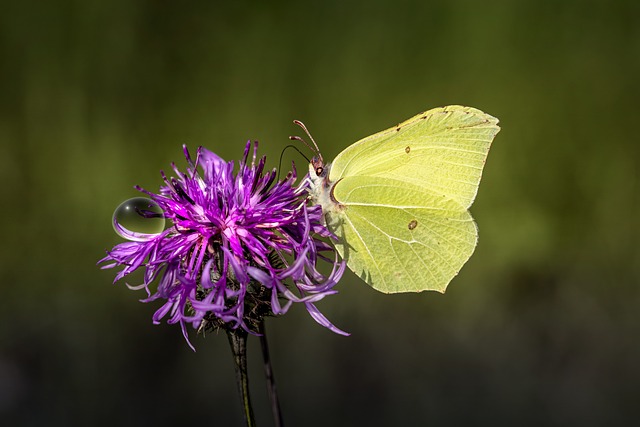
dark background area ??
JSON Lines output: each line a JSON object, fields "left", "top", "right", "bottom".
{"left": 2, "top": 1, "right": 639, "bottom": 426}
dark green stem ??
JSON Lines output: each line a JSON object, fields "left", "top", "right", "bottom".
{"left": 227, "top": 328, "right": 256, "bottom": 427}
{"left": 258, "top": 320, "right": 284, "bottom": 427}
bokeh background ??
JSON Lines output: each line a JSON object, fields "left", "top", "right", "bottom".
{"left": 2, "top": 1, "right": 639, "bottom": 426}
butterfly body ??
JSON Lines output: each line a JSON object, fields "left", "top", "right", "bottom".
{"left": 309, "top": 105, "right": 500, "bottom": 294}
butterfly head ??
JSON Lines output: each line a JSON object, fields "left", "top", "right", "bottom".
{"left": 310, "top": 155, "right": 327, "bottom": 180}
{"left": 309, "top": 155, "right": 332, "bottom": 200}
{"left": 289, "top": 120, "right": 336, "bottom": 211}
{"left": 290, "top": 120, "right": 327, "bottom": 180}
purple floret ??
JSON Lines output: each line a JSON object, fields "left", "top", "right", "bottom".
{"left": 99, "top": 141, "right": 347, "bottom": 349}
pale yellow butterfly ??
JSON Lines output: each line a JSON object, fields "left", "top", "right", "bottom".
{"left": 304, "top": 105, "right": 500, "bottom": 293}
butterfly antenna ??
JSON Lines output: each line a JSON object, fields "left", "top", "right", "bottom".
{"left": 290, "top": 120, "right": 321, "bottom": 158}
{"left": 277, "top": 144, "right": 309, "bottom": 180}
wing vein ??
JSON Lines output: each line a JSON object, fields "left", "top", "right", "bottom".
{"left": 341, "top": 213, "right": 388, "bottom": 288}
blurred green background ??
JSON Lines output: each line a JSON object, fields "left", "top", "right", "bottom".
{"left": 2, "top": 0, "right": 639, "bottom": 426}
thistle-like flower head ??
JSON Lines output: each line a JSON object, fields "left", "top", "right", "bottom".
{"left": 99, "top": 141, "right": 346, "bottom": 349}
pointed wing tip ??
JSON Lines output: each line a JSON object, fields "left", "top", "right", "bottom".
{"left": 439, "top": 104, "right": 500, "bottom": 126}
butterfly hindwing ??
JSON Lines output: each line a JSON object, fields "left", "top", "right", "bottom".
{"left": 329, "top": 175, "right": 477, "bottom": 293}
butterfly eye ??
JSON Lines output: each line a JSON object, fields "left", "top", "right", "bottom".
{"left": 315, "top": 166, "right": 324, "bottom": 176}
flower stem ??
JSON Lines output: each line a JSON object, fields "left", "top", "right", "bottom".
{"left": 258, "top": 320, "right": 284, "bottom": 427}
{"left": 227, "top": 328, "right": 256, "bottom": 427}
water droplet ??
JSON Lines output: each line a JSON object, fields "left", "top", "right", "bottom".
{"left": 113, "top": 197, "right": 165, "bottom": 241}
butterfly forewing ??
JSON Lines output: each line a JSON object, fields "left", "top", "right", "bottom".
{"left": 329, "top": 105, "right": 499, "bottom": 209}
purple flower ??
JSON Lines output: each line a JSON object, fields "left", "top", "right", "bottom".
{"left": 99, "top": 141, "right": 347, "bottom": 349}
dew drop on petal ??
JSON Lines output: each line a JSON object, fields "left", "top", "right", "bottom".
{"left": 112, "top": 197, "right": 165, "bottom": 241}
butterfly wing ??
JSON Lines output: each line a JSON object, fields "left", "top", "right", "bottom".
{"left": 330, "top": 105, "right": 500, "bottom": 209}
{"left": 326, "top": 105, "right": 499, "bottom": 293}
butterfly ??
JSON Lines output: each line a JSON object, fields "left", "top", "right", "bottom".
{"left": 302, "top": 105, "right": 500, "bottom": 294}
